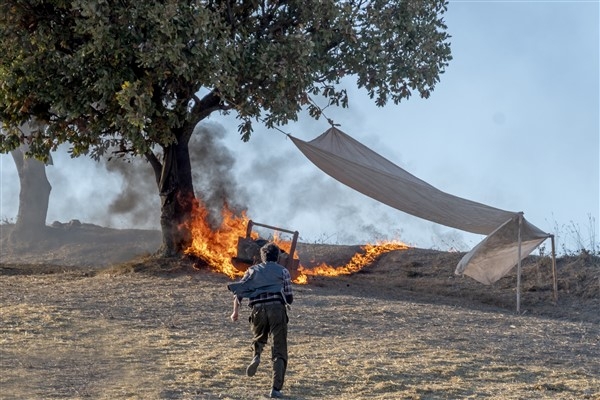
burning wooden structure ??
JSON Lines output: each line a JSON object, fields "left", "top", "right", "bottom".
{"left": 231, "top": 220, "right": 301, "bottom": 280}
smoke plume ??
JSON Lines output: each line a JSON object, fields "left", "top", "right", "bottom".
{"left": 102, "top": 122, "right": 249, "bottom": 231}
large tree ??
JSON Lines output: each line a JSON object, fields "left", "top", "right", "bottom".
{"left": 0, "top": 0, "right": 452, "bottom": 255}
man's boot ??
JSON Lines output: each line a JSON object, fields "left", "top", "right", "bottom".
{"left": 246, "top": 354, "right": 260, "bottom": 377}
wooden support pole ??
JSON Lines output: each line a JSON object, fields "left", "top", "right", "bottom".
{"left": 516, "top": 214, "right": 523, "bottom": 314}
{"left": 287, "top": 230, "right": 299, "bottom": 271}
{"left": 551, "top": 235, "right": 558, "bottom": 303}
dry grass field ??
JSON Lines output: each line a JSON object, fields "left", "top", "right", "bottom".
{"left": 1, "top": 223, "right": 599, "bottom": 399}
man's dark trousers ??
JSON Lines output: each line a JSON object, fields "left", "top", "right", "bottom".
{"left": 249, "top": 302, "right": 288, "bottom": 391}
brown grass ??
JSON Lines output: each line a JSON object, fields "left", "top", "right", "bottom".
{"left": 1, "top": 224, "right": 599, "bottom": 399}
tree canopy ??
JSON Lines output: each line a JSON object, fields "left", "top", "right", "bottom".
{"left": 0, "top": 0, "right": 452, "bottom": 161}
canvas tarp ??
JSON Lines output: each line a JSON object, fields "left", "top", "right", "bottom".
{"left": 289, "top": 127, "right": 550, "bottom": 284}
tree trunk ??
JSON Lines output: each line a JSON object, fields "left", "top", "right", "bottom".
{"left": 150, "top": 92, "right": 222, "bottom": 256}
{"left": 156, "top": 131, "right": 196, "bottom": 256}
{"left": 10, "top": 146, "right": 52, "bottom": 242}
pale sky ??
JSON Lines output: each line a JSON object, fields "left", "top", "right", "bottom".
{"left": 1, "top": 1, "right": 599, "bottom": 254}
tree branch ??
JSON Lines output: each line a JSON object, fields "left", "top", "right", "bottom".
{"left": 190, "top": 90, "right": 224, "bottom": 122}
{"left": 145, "top": 151, "right": 163, "bottom": 188}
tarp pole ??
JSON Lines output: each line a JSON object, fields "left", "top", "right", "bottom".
{"left": 516, "top": 213, "right": 523, "bottom": 313}
{"left": 550, "top": 234, "right": 558, "bottom": 303}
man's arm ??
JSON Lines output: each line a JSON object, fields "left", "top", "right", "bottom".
{"left": 282, "top": 269, "right": 294, "bottom": 305}
{"left": 230, "top": 269, "right": 252, "bottom": 322}
{"left": 230, "top": 296, "right": 241, "bottom": 322}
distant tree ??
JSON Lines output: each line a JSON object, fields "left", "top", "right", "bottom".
{"left": 0, "top": 0, "right": 452, "bottom": 256}
{"left": 1, "top": 122, "right": 52, "bottom": 242}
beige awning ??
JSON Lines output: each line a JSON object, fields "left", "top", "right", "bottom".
{"left": 290, "top": 127, "right": 550, "bottom": 284}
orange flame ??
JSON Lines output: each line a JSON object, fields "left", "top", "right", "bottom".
{"left": 296, "top": 241, "right": 410, "bottom": 280}
{"left": 184, "top": 201, "right": 256, "bottom": 279}
{"left": 184, "top": 201, "right": 409, "bottom": 284}
{"left": 293, "top": 272, "right": 308, "bottom": 285}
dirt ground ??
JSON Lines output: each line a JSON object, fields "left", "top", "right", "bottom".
{"left": 1, "top": 223, "right": 599, "bottom": 399}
